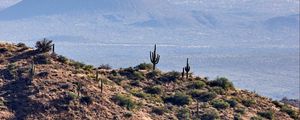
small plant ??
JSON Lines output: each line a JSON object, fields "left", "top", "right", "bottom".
{"left": 257, "top": 111, "right": 274, "bottom": 120}
{"left": 112, "top": 94, "right": 136, "bottom": 110}
{"left": 211, "top": 87, "right": 226, "bottom": 95}
{"left": 211, "top": 99, "right": 230, "bottom": 109}
{"left": 209, "top": 77, "right": 234, "bottom": 90}
{"left": 152, "top": 107, "right": 166, "bottom": 115}
{"left": 234, "top": 114, "right": 242, "bottom": 120}
{"left": 98, "top": 64, "right": 112, "bottom": 70}
{"left": 190, "top": 91, "right": 217, "bottom": 102}
{"left": 57, "top": 55, "right": 68, "bottom": 63}
{"left": 34, "top": 54, "right": 51, "bottom": 64}
{"left": 35, "top": 38, "right": 53, "bottom": 53}
{"left": 242, "top": 99, "right": 256, "bottom": 107}
{"left": 226, "top": 99, "right": 238, "bottom": 107}
{"left": 124, "top": 112, "right": 133, "bottom": 118}
{"left": 184, "top": 58, "right": 191, "bottom": 79}
{"left": 145, "top": 85, "right": 162, "bottom": 94}
{"left": 158, "top": 71, "right": 181, "bottom": 83}
{"left": 176, "top": 107, "right": 190, "bottom": 120}
{"left": 67, "top": 91, "right": 78, "bottom": 100}
{"left": 83, "top": 65, "right": 94, "bottom": 71}
{"left": 146, "top": 70, "right": 161, "bottom": 79}
{"left": 135, "top": 63, "right": 153, "bottom": 70}
{"left": 164, "top": 92, "right": 191, "bottom": 106}
{"left": 150, "top": 44, "right": 160, "bottom": 71}
{"left": 235, "top": 107, "right": 246, "bottom": 115}
{"left": 250, "top": 116, "right": 263, "bottom": 120}
{"left": 280, "top": 105, "right": 298, "bottom": 119}
{"left": 201, "top": 109, "right": 220, "bottom": 120}
{"left": 189, "top": 80, "right": 206, "bottom": 89}
{"left": 80, "top": 96, "right": 93, "bottom": 105}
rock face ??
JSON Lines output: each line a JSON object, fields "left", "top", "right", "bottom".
{"left": 0, "top": 42, "right": 299, "bottom": 120}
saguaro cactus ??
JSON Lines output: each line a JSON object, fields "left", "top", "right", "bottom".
{"left": 52, "top": 44, "right": 55, "bottom": 54}
{"left": 182, "top": 67, "right": 185, "bottom": 79}
{"left": 150, "top": 44, "right": 160, "bottom": 71}
{"left": 95, "top": 71, "right": 103, "bottom": 94}
{"left": 30, "top": 61, "right": 35, "bottom": 79}
{"left": 184, "top": 58, "right": 190, "bottom": 79}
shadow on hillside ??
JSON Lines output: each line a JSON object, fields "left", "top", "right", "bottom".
{"left": 0, "top": 78, "right": 45, "bottom": 120}
{"left": 0, "top": 77, "right": 72, "bottom": 119}
{"left": 8, "top": 50, "right": 37, "bottom": 63}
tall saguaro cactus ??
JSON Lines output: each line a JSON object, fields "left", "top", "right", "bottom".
{"left": 52, "top": 44, "right": 55, "bottom": 54}
{"left": 150, "top": 44, "right": 160, "bottom": 71}
{"left": 182, "top": 67, "right": 185, "bottom": 79}
{"left": 184, "top": 58, "right": 190, "bottom": 79}
{"left": 30, "top": 61, "right": 35, "bottom": 80}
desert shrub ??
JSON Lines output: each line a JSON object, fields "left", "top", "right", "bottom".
{"left": 190, "top": 91, "right": 217, "bottom": 102}
{"left": 234, "top": 114, "right": 242, "bottom": 120}
{"left": 70, "top": 61, "right": 85, "bottom": 69}
{"left": 37, "top": 71, "right": 49, "bottom": 78}
{"left": 152, "top": 107, "right": 166, "bottom": 115}
{"left": 119, "top": 67, "right": 145, "bottom": 80}
{"left": 67, "top": 92, "right": 78, "bottom": 100}
{"left": 272, "top": 100, "right": 284, "bottom": 108}
{"left": 211, "top": 99, "right": 230, "bottom": 109}
{"left": 124, "top": 112, "right": 133, "bottom": 118}
{"left": 250, "top": 116, "right": 263, "bottom": 120}
{"left": 235, "top": 107, "right": 246, "bottom": 115}
{"left": 130, "top": 80, "right": 141, "bottom": 87}
{"left": 131, "top": 91, "right": 148, "bottom": 99}
{"left": 80, "top": 96, "right": 93, "bottom": 105}
{"left": 146, "top": 70, "right": 161, "bottom": 79}
{"left": 83, "top": 65, "right": 94, "bottom": 71}
{"left": 34, "top": 54, "right": 51, "bottom": 64}
{"left": 209, "top": 77, "right": 234, "bottom": 90}
{"left": 242, "top": 99, "right": 256, "bottom": 107}
{"left": 112, "top": 94, "right": 136, "bottom": 110}
{"left": 201, "top": 109, "right": 220, "bottom": 120}
{"left": 257, "top": 111, "right": 274, "bottom": 120}
{"left": 145, "top": 85, "right": 162, "bottom": 94}
{"left": 176, "top": 107, "right": 190, "bottom": 120}
{"left": 280, "top": 105, "right": 298, "bottom": 119}
{"left": 189, "top": 80, "right": 206, "bottom": 89}
{"left": 134, "top": 63, "right": 152, "bottom": 70}
{"left": 158, "top": 71, "right": 181, "bottom": 83}
{"left": 35, "top": 38, "right": 53, "bottom": 53}
{"left": 98, "top": 64, "right": 112, "bottom": 70}
{"left": 164, "top": 92, "right": 191, "bottom": 106}
{"left": 57, "top": 55, "right": 68, "bottom": 63}
{"left": 226, "top": 99, "right": 238, "bottom": 107}
{"left": 211, "top": 86, "right": 226, "bottom": 95}
{"left": 16, "top": 42, "right": 27, "bottom": 48}
{"left": 0, "top": 48, "right": 8, "bottom": 53}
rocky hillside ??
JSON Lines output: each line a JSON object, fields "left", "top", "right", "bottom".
{"left": 0, "top": 42, "right": 299, "bottom": 120}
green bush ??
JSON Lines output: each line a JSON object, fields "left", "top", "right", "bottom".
{"left": 119, "top": 67, "right": 145, "bottom": 80}
{"left": 112, "top": 94, "right": 136, "bottom": 110}
{"left": 235, "top": 107, "right": 246, "bottom": 115}
{"left": 83, "top": 65, "right": 94, "bottom": 71}
{"left": 146, "top": 70, "right": 161, "bottom": 79}
{"left": 209, "top": 77, "right": 234, "bottom": 90}
{"left": 250, "top": 116, "right": 263, "bottom": 120}
{"left": 272, "top": 100, "right": 284, "bottom": 108}
{"left": 134, "top": 63, "right": 152, "bottom": 70}
{"left": 145, "top": 85, "right": 162, "bottom": 94}
{"left": 211, "top": 87, "right": 226, "bottom": 95}
{"left": 211, "top": 99, "right": 230, "bottom": 109}
{"left": 152, "top": 107, "right": 166, "bottom": 115}
{"left": 164, "top": 92, "right": 191, "bottom": 106}
{"left": 280, "top": 105, "right": 298, "bottom": 119}
{"left": 242, "top": 99, "right": 256, "bottom": 107}
{"left": 234, "top": 114, "right": 242, "bottom": 120}
{"left": 176, "top": 107, "right": 190, "bottom": 120}
{"left": 201, "top": 109, "right": 220, "bottom": 120}
{"left": 226, "top": 99, "right": 238, "bottom": 107}
{"left": 70, "top": 61, "right": 86, "bottom": 69}
{"left": 80, "top": 96, "right": 93, "bottom": 105}
{"left": 98, "top": 64, "right": 112, "bottom": 70}
{"left": 57, "top": 55, "right": 68, "bottom": 63}
{"left": 124, "top": 112, "right": 133, "bottom": 118}
{"left": 158, "top": 71, "right": 181, "bottom": 83}
{"left": 257, "top": 111, "right": 274, "bottom": 120}
{"left": 189, "top": 80, "right": 206, "bottom": 89}
{"left": 131, "top": 91, "right": 148, "bottom": 99}
{"left": 34, "top": 54, "right": 51, "bottom": 64}
{"left": 190, "top": 91, "right": 217, "bottom": 102}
